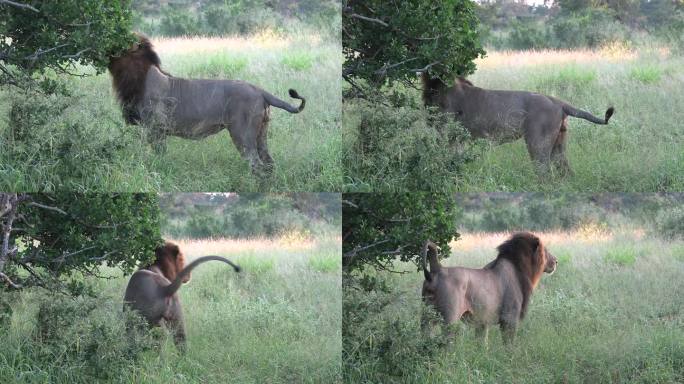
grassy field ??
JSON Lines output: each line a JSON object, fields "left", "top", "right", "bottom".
{"left": 342, "top": 44, "right": 684, "bottom": 192}
{"left": 343, "top": 230, "right": 684, "bottom": 383}
{"left": 0, "top": 32, "right": 341, "bottom": 192}
{"left": 0, "top": 236, "right": 342, "bottom": 383}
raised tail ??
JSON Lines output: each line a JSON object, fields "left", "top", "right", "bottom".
{"left": 561, "top": 103, "right": 614, "bottom": 125}
{"left": 163, "top": 256, "right": 241, "bottom": 297}
{"left": 422, "top": 240, "right": 441, "bottom": 282}
{"left": 263, "top": 89, "right": 306, "bottom": 113}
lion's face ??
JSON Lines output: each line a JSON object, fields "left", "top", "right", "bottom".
{"left": 543, "top": 248, "right": 557, "bottom": 274}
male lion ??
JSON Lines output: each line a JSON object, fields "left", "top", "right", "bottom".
{"left": 123, "top": 242, "right": 241, "bottom": 350}
{"left": 422, "top": 232, "right": 557, "bottom": 343}
{"left": 422, "top": 74, "right": 614, "bottom": 176}
{"left": 108, "top": 35, "right": 306, "bottom": 175}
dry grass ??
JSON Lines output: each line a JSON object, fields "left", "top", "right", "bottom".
{"left": 152, "top": 30, "right": 325, "bottom": 55}
{"left": 172, "top": 235, "right": 341, "bottom": 257}
{"left": 474, "top": 44, "right": 640, "bottom": 70}
{"left": 453, "top": 228, "right": 623, "bottom": 252}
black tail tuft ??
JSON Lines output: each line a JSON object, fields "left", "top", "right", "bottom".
{"left": 605, "top": 107, "right": 614, "bottom": 123}
{"left": 234, "top": 265, "right": 241, "bottom": 273}
{"left": 288, "top": 89, "right": 300, "bottom": 99}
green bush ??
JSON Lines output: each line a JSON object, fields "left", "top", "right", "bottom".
{"left": 655, "top": 207, "right": 684, "bottom": 239}
{"left": 31, "top": 294, "right": 154, "bottom": 380}
{"left": 506, "top": 20, "right": 549, "bottom": 50}
{"left": 550, "top": 9, "right": 628, "bottom": 49}
{"left": 1, "top": 86, "right": 148, "bottom": 191}
{"left": 463, "top": 195, "right": 607, "bottom": 232}
{"left": 343, "top": 274, "right": 446, "bottom": 382}
{"left": 160, "top": 7, "right": 199, "bottom": 36}
{"left": 343, "top": 101, "right": 482, "bottom": 192}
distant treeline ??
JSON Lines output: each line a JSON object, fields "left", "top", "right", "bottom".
{"left": 131, "top": 0, "right": 340, "bottom": 37}
{"left": 160, "top": 193, "right": 340, "bottom": 239}
{"left": 477, "top": 0, "right": 684, "bottom": 50}
{"left": 457, "top": 193, "right": 684, "bottom": 237}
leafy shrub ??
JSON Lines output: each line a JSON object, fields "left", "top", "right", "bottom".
{"left": 165, "top": 198, "right": 326, "bottom": 239}
{"left": 32, "top": 294, "right": 154, "bottom": 380}
{"left": 479, "top": 203, "right": 524, "bottom": 231}
{"left": 550, "top": 9, "right": 629, "bottom": 49}
{"left": 506, "top": 20, "right": 549, "bottom": 50}
{"left": 2, "top": 85, "right": 147, "bottom": 190}
{"left": 655, "top": 207, "right": 684, "bottom": 239}
{"left": 463, "top": 195, "right": 607, "bottom": 232}
{"left": 160, "top": 7, "right": 199, "bottom": 36}
{"left": 343, "top": 101, "right": 482, "bottom": 192}
{"left": 343, "top": 274, "right": 446, "bottom": 381}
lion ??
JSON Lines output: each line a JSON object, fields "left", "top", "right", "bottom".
{"left": 108, "top": 35, "right": 306, "bottom": 175}
{"left": 422, "top": 74, "right": 614, "bottom": 176}
{"left": 123, "top": 241, "right": 241, "bottom": 350}
{"left": 421, "top": 232, "right": 557, "bottom": 343}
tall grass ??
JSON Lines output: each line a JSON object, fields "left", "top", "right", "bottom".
{"left": 343, "top": 230, "right": 684, "bottom": 383}
{"left": 343, "top": 45, "right": 684, "bottom": 192}
{"left": 0, "top": 32, "right": 341, "bottom": 192}
{"left": 0, "top": 236, "right": 341, "bottom": 383}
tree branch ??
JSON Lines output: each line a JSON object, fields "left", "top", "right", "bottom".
{"left": 28, "top": 202, "right": 67, "bottom": 215}
{"left": 409, "top": 61, "right": 442, "bottom": 73}
{"left": 343, "top": 7, "right": 389, "bottom": 27}
{"left": 0, "top": 272, "right": 21, "bottom": 289}
{"left": 343, "top": 239, "right": 390, "bottom": 259}
{"left": 0, "top": 0, "right": 39, "bottom": 12}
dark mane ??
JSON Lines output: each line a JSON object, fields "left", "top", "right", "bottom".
{"left": 148, "top": 241, "right": 185, "bottom": 282}
{"left": 421, "top": 72, "right": 447, "bottom": 106}
{"left": 108, "top": 34, "right": 164, "bottom": 124}
{"left": 489, "top": 232, "right": 544, "bottom": 318}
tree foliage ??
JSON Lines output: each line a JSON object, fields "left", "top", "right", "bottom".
{"left": 0, "top": 0, "right": 136, "bottom": 85}
{"left": 342, "top": 193, "right": 461, "bottom": 273}
{"left": 0, "top": 193, "right": 162, "bottom": 294}
{"left": 343, "top": 0, "right": 485, "bottom": 92}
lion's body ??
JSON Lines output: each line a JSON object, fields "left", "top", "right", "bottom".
{"left": 109, "top": 35, "right": 305, "bottom": 174}
{"left": 422, "top": 75, "right": 613, "bottom": 176}
{"left": 123, "top": 242, "right": 241, "bottom": 350}
{"left": 422, "top": 233, "right": 557, "bottom": 342}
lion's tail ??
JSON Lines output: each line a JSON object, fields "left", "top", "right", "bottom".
{"left": 163, "top": 256, "right": 241, "bottom": 297}
{"left": 422, "top": 240, "right": 441, "bottom": 281}
{"left": 561, "top": 103, "right": 614, "bottom": 125}
{"left": 263, "top": 89, "right": 306, "bottom": 114}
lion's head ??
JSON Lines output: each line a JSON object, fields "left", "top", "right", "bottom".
{"left": 154, "top": 241, "right": 191, "bottom": 284}
{"left": 108, "top": 34, "right": 163, "bottom": 124}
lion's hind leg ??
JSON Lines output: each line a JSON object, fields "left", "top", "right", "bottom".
{"left": 256, "top": 113, "right": 274, "bottom": 175}
{"left": 164, "top": 300, "right": 187, "bottom": 353}
{"left": 228, "top": 112, "right": 270, "bottom": 177}
{"left": 551, "top": 118, "right": 573, "bottom": 177}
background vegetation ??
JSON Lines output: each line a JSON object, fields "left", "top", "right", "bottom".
{"left": 477, "top": 0, "right": 684, "bottom": 51}
{"left": 132, "top": 0, "right": 339, "bottom": 39}
{"left": 343, "top": 193, "right": 684, "bottom": 383}
{"left": 1, "top": 193, "right": 341, "bottom": 383}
